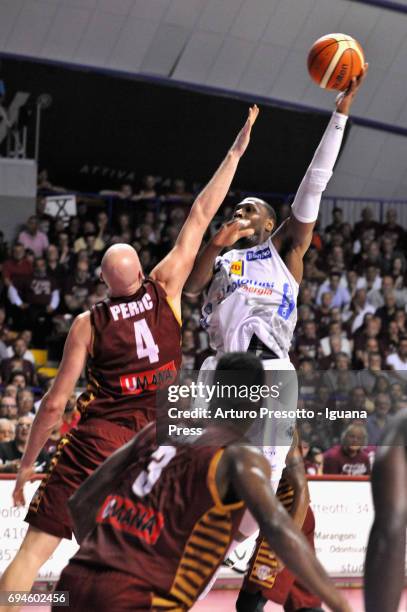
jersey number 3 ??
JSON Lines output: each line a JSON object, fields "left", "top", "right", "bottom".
{"left": 132, "top": 446, "right": 177, "bottom": 497}
{"left": 134, "top": 318, "right": 159, "bottom": 364}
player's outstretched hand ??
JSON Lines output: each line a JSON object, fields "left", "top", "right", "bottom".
{"left": 230, "top": 105, "right": 259, "bottom": 158}
{"left": 13, "top": 465, "right": 35, "bottom": 507}
{"left": 212, "top": 219, "right": 255, "bottom": 248}
{"left": 336, "top": 62, "right": 368, "bottom": 115}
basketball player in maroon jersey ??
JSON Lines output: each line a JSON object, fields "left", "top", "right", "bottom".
{"left": 53, "top": 353, "right": 350, "bottom": 612}
{"left": 0, "top": 106, "right": 259, "bottom": 608}
{"left": 365, "top": 410, "right": 407, "bottom": 612}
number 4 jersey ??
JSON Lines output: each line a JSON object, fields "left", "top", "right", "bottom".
{"left": 202, "top": 237, "right": 299, "bottom": 359}
{"left": 77, "top": 278, "right": 182, "bottom": 427}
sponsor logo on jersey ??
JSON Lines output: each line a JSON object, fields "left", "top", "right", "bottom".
{"left": 97, "top": 494, "right": 164, "bottom": 544}
{"left": 120, "top": 360, "right": 177, "bottom": 395}
{"left": 246, "top": 247, "right": 272, "bottom": 261}
{"left": 230, "top": 260, "right": 244, "bottom": 276}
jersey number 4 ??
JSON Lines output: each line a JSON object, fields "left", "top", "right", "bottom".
{"left": 134, "top": 318, "right": 159, "bottom": 364}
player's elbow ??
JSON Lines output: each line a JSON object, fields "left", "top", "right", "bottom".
{"left": 40, "top": 394, "right": 66, "bottom": 417}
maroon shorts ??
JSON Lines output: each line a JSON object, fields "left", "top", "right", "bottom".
{"left": 25, "top": 418, "right": 138, "bottom": 539}
{"left": 53, "top": 561, "right": 152, "bottom": 612}
{"left": 243, "top": 507, "right": 322, "bottom": 610}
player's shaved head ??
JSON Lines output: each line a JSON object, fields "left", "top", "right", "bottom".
{"left": 101, "top": 244, "right": 143, "bottom": 297}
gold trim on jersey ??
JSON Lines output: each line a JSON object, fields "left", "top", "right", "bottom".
{"left": 207, "top": 449, "right": 244, "bottom": 511}
{"left": 151, "top": 451, "right": 243, "bottom": 611}
{"left": 166, "top": 297, "right": 182, "bottom": 327}
{"left": 28, "top": 434, "right": 72, "bottom": 512}
{"left": 246, "top": 477, "right": 295, "bottom": 590}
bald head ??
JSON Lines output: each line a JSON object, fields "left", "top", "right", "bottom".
{"left": 101, "top": 244, "right": 143, "bottom": 296}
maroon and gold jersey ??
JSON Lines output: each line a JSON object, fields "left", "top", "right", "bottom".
{"left": 73, "top": 424, "right": 245, "bottom": 610}
{"left": 77, "top": 278, "right": 181, "bottom": 427}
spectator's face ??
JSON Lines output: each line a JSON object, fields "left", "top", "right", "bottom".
{"left": 27, "top": 217, "right": 38, "bottom": 234}
{"left": 139, "top": 224, "right": 152, "bottom": 240}
{"left": 34, "top": 259, "right": 47, "bottom": 277}
{"left": 391, "top": 384, "right": 403, "bottom": 400}
{"left": 83, "top": 221, "right": 95, "bottom": 234}
{"left": 69, "top": 218, "right": 80, "bottom": 233}
{"left": 304, "top": 322, "right": 316, "bottom": 338}
{"left": 318, "top": 386, "right": 330, "bottom": 402}
{"left": 11, "top": 375, "right": 26, "bottom": 389}
{"left": 329, "top": 274, "right": 340, "bottom": 290}
{"left": 182, "top": 331, "right": 194, "bottom": 349}
{"left": 346, "top": 270, "right": 357, "bottom": 285}
{"left": 321, "top": 292, "right": 333, "bottom": 308}
{"left": 17, "top": 390, "right": 34, "bottom": 416}
{"left": 85, "top": 235, "right": 96, "bottom": 249}
{"left": 13, "top": 339, "right": 27, "bottom": 358}
{"left": 336, "top": 355, "right": 349, "bottom": 370}
{"left": 393, "top": 258, "right": 403, "bottom": 273}
{"left": 351, "top": 388, "right": 366, "bottom": 407}
{"left": 382, "top": 238, "right": 393, "bottom": 254}
{"left": 362, "top": 208, "right": 373, "bottom": 221}
{"left": 46, "top": 245, "right": 59, "bottom": 262}
{"left": 0, "top": 397, "right": 18, "bottom": 419}
{"left": 97, "top": 212, "right": 108, "bottom": 226}
{"left": 144, "top": 175, "right": 155, "bottom": 190}
{"left": 58, "top": 233, "right": 69, "bottom": 248}
{"left": 396, "top": 311, "right": 406, "bottom": 327}
{"left": 15, "top": 417, "right": 32, "bottom": 444}
{"left": 366, "top": 338, "right": 379, "bottom": 353}
{"left": 382, "top": 276, "right": 394, "bottom": 291}
{"left": 386, "top": 209, "right": 397, "bottom": 224}
{"left": 369, "top": 354, "right": 382, "bottom": 371}
{"left": 76, "top": 261, "right": 89, "bottom": 279}
{"left": 12, "top": 245, "right": 25, "bottom": 261}
{"left": 4, "top": 385, "right": 17, "bottom": 399}
{"left": 121, "top": 184, "right": 132, "bottom": 198}
{"left": 375, "top": 394, "right": 391, "bottom": 416}
{"left": 333, "top": 209, "right": 342, "bottom": 223}
{"left": 400, "top": 339, "right": 407, "bottom": 358}
{"left": 343, "top": 426, "right": 366, "bottom": 453}
{"left": 355, "top": 289, "right": 366, "bottom": 305}
{"left": 0, "top": 421, "right": 14, "bottom": 442}
{"left": 118, "top": 214, "right": 130, "bottom": 230}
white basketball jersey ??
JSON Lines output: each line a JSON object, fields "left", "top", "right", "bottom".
{"left": 202, "top": 237, "right": 299, "bottom": 358}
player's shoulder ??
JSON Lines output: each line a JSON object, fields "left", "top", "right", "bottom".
{"left": 222, "top": 443, "right": 269, "bottom": 472}
{"left": 71, "top": 311, "right": 92, "bottom": 335}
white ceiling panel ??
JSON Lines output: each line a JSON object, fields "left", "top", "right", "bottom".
{"left": 337, "top": 2, "right": 380, "bottom": 46}
{"left": 230, "top": 0, "right": 278, "bottom": 42}
{"left": 140, "top": 23, "right": 189, "bottom": 75}
{"left": 6, "top": 0, "right": 57, "bottom": 56}
{"left": 197, "top": 0, "right": 244, "bottom": 35}
{"left": 40, "top": 6, "right": 91, "bottom": 60}
{"left": 59, "top": 0, "right": 98, "bottom": 8}
{"left": 335, "top": 126, "right": 387, "bottom": 177}
{"left": 365, "top": 11, "right": 407, "bottom": 72}
{"left": 262, "top": 0, "right": 314, "bottom": 47}
{"left": 165, "top": 0, "right": 206, "bottom": 29}
{"left": 359, "top": 177, "right": 401, "bottom": 199}
{"left": 173, "top": 29, "right": 223, "bottom": 82}
{"left": 268, "top": 49, "right": 310, "bottom": 102}
{"left": 370, "top": 133, "right": 407, "bottom": 183}
{"left": 237, "top": 42, "right": 289, "bottom": 96}
{"left": 389, "top": 33, "right": 407, "bottom": 76}
{"left": 391, "top": 182, "right": 407, "bottom": 199}
{"left": 206, "top": 36, "right": 255, "bottom": 89}
{"left": 292, "top": 0, "right": 349, "bottom": 52}
{"left": 97, "top": 0, "right": 135, "bottom": 16}
{"left": 365, "top": 71, "right": 407, "bottom": 125}
{"left": 130, "top": 0, "right": 171, "bottom": 22}
{"left": 0, "top": 0, "right": 24, "bottom": 51}
{"left": 107, "top": 17, "right": 158, "bottom": 71}
{"left": 324, "top": 170, "right": 365, "bottom": 198}
{"left": 73, "top": 11, "right": 126, "bottom": 66}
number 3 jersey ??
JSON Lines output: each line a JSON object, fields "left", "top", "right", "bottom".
{"left": 77, "top": 278, "right": 182, "bottom": 427}
{"left": 202, "top": 237, "right": 299, "bottom": 359}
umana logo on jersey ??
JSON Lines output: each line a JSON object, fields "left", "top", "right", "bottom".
{"left": 120, "top": 361, "right": 177, "bottom": 395}
{"left": 96, "top": 494, "right": 164, "bottom": 544}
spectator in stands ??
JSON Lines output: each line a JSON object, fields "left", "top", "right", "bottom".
{"left": 166, "top": 178, "right": 193, "bottom": 202}
{"left": 0, "top": 415, "right": 49, "bottom": 473}
{"left": 8, "top": 257, "right": 60, "bottom": 345}
{"left": 10, "top": 371, "right": 27, "bottom": 390}
{"left": 305, "top": 447, "right": 324, "bottom": 475}
{"left": 320, "top": 321, "right": 351, "bottom": 357}
{"left": 132, "top": 175, "right": 157, "bottom": 201}
{"left": 100, "top": 183, "right": 133, "bottom": 200}
{"left": 96, "top": 211, "right": 111, "bottom": 245}
{"left": 17, "top": 216, "right": 49, "bottom": 258}
{"left": 0, "top": 396, "right": 18, "bottom": 422}
{"left": 17, "top": 389, "right": 35, "bottom": 417}
{"left": 386, "top": 336, "right": 407, "bottom": 373}
{"left": 344, "top": 288, "right": 376, "bottom": 334}
{"left": 380, "top": 236, "right": 398, "bottom": 275}
{"left": 2, "top": 243, "right": 33, "bottom": 286}
{"left": 0, "top": 418, "right": 15, "bottom": 442}
{"left": 45, "top": 244, "right": 65, "bottom": 285}
{"left": 316, "top": 270, "right": 350, "bottom": 308}
{"left": 37, "top": 169, "right": 67, "bottom": 194}
{"left": 323, "top": 424, "right": 371, "bottom": 475}
{"left": 181, "top": 329, "right": 197, "bottom": 370}
{"left": 366, "top": 393, "right": 392, "bottom": 445}
{"left": 63, "top": 260, "right": 94, "bottom": 315}
{"left": 348, "top": 386, "right": 369, "bottom": 414}
{"left": 392, "top": 255, "right": 406, "bottom": 289}
{"left": 0, "top": 338, "right": 36, "bottom": 386}
{"left": 3, "top": 385, "right": 18, "bottom": 401}
{"left": 325, "top": 207, "right": 345, "bottom": 236}
{"left": 353, "top": 207, "right": 380, "bottom": 239}
{"left": 295, "top": 320, "right": 319, "bottom": 360}
{"left": 376, "top": 290, "right": 398, "bottom": 327}
{"left": 74, "top": 221, "right": 105, "bottom": 253}
{"left": 389, "top": 382, "right": 407, "bottom": 405}
{"left": 56, "top": 232, "right": 73, "bottom": 269}
{"left": 322, "top": 352, "right": 356, "bottom": 395}
{"left": 382, "top": 208, "right": 404, "bottom": 244}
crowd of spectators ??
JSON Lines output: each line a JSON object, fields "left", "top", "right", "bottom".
{"left": 0, "top": 171, "right": 406, "bottom": 476}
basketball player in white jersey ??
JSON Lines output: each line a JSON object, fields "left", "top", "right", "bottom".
{"left": 185, "top": 66, "right": 368, "bottom": 589}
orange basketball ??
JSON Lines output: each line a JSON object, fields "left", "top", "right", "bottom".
{"left": 307, "top": 33, "right": 365, "bottom": 91}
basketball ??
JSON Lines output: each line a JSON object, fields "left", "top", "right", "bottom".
{"left": 307, "top": 33, "right": 365, "bottom": 91}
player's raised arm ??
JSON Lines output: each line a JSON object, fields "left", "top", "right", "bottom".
{"left": 150, "top": 105, "right": 259, "bottom": 301}
{"left": 273, "top": 64, "right": 368, "bottom": 263}
{"left": 13, "top": 312, "right": 91, "bottom": 507}
{"left": 220, "top": 445, "right": 350, "bottom": 612}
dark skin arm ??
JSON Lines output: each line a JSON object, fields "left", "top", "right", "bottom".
{"left": 364, "top": 412, "right": 407, "bottom": 612}
{"left": 217, "top": 445, "right": 350, "bottom": 612}
{"left": 284, "top": 429, "right": 310, "bottom": 528}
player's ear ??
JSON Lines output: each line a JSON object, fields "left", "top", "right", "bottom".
{"left": 265, "top": 218, "right": 275, "bottom": 233}
{"left": 100, "top": 272, "right": 105, "bottom": 284}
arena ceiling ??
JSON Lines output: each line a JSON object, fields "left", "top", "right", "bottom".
{"left": 1, "top": 0, "right": 407, "bottom": 199}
